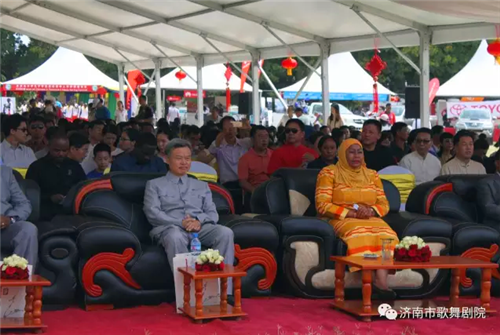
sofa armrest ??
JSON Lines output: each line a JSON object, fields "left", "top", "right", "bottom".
{"left": 384, "top": 212, "right": 452, "bottom": 240}
{"left": 76, "top": 225, "right": 142, "bottom": 262}
{"left": 219, "top": 215, "right": 279, "bottom": 252}
{"left": 406, "top": 181, "right": 451, "bottom": 215}
{"left": 431, "top": 192, "right": 477, "bottom": 222}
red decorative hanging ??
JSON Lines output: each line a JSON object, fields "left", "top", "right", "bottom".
{"left": 488, "top": 26, "right": 500, "bottom": 65}
{"left": 281, "top": 57, "right": 298, "bottom": 76}
{"left": 0, "top": 85, "right": 7, "bottom": 96}
{"left": 175, "top": 70, "right": 187, "bottom": 83}
{"left": 224, "top": 64, "right": 232, "bottom": 112}
{"left": 96, "top": 87, "right": 107, "bottom": 96}
{"left": 365, "top": 49, "right": 387, "bottom": 113}
{"left": 113, "top": 92, "right": 120, "bottom": 99}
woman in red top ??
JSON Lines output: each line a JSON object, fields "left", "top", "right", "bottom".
{"left": 268, "top": 119, "right": 318, "bottom": 175}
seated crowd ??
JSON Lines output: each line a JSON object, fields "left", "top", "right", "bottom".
{"left": 1, "top": 102, "right": 499, "bottom": 295}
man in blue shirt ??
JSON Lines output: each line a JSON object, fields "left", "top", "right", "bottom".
{"left": 143, "top": 139, "right": 234, "bottom": 272}
{"left": 111, "top": 133, "right": 167, "bottom": 173}
{"left": 94, "top": 99, "right": 111, "bottom": 120}
{"left": 1, "top": 166, "right": 38, "bottom": 268}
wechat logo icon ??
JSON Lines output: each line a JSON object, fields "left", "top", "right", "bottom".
{"left": 378, "top": 303, "right": 398, "bottom": 320}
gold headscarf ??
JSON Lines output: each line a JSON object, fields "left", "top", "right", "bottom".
{"left": 333, "top": 138, "right": 373, "bottom": 188}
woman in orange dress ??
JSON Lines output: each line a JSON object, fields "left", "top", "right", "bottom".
{"left": 315, "top": 138, "right": 399, "bottom": 296}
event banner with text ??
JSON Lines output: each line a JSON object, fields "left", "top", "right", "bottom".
{"left": 447, "top": 100, "right": 500, "bottom": 118}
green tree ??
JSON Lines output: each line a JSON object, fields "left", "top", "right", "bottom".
{"left": 1, "top": 29, "right": 27, "bottom": 81}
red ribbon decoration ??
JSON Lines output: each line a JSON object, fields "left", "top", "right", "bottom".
{"left": 365, "top": 50, "right": 387, "bottom": 113}
{"left": 224, "top": 63, "right": 232, "bottom": 112}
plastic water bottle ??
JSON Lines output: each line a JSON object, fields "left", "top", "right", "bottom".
{"left": 190, "top": 233, "right": 201, "bottom": 252}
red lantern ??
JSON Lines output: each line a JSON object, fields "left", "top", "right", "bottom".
{"left": 282, "top": 57, "right": 298, "bottom": 76}
{"left": 365, "top": 51, "right": 387, "bottom": 113}
{"left": 96, "top": 87, "right": 107, "bottom": 96}
{"left": 487, "top": 38, "right": 500, "bottom": 65}
{"left": 224, "top": 64, "right": 232, "bottom": 112}
{"left": 113, "top": 92, "right": 120, "bottom": 99}
{"left": 175, "top": 70, "right": 187, "bottom": 83}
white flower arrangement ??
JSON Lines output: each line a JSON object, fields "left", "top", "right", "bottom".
{"left": 195, "top": 249, "right": 225, "bottom": 272}
{"left": 196, "top": 249, "right": 224, "bottom": 265}
{"left": 395, "top": 236, "right": 426, "bottom": 250}
{"left": 2, "top": 254, "right": 29, "bottom": 270}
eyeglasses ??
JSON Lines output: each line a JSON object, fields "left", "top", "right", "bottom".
{"left": 30, "top": 125, "right": 44, "bottom": 130}
{"left": 16, "top": 128, "right": 28, "bottom": 133}
{"left": 416, "top": 139, "right": 431, "bottom": 144}
{"left": 285, "top": 128, "right": 299, "bottom": 134}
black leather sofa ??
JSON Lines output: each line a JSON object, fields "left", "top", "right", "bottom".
{"left": 406, "top": 174, "right": 500, "bottom": 296}
{"left": 1, "top": 172, "right": 78, "bottom": 307}
{"left": 250, "top": 168, "right": 453, "bottom": 299}
{"left": 67, "top": 173, "right": 279, "bottom": 310}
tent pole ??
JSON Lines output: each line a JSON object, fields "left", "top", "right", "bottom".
{"left": 320, "top": 42, "right": 330, "bottom": 126}
{"left": 251, "top": 51, "right": 261, "bottom": 125}
{"left": 258, "top": 63, "right": 287, "bottom": 111}
{"left": 419, "top": 31, "right": 431, "bottom": 128}
{"left": 124, "top": 77, "right": 139, "bottom": 105}
{"left": 118, "top": 63, "right": 125, "bottom": 104}
{"left": 351, "top": 7, "right": 422, "bottom": 75}
{"left": 292, "top": 57, "right": 322, "bottom": 105}
{"left": 200, "top": 35, "right": 253, "bottom": 83}
{"left": 196, "top": 55, "right": 204, "bottom": 127}
{"left": 262, "top": 24, "right": 321, "bottom": 77}
{"left": 151, "top": 43, "right": 197, "bottom": 83}
{"left": 155, "top": 59, "right": 163, "bottom": 120}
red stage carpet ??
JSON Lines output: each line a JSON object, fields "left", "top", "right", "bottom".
{"left": 4, "top": 297, "right": 500, "bottom": 335}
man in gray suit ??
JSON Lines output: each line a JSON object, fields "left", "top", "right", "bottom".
{"left": 143, "top": 139, "right": 234, "bottom": 272}
{"left": 477, "top": 150, "right": 500, "bottom": 230}
{"left": 0, "top": 166, "right": 38, "bottom": 268}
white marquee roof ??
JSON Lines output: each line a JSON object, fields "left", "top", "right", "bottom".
{"left": 1, "top": 1, "right": 498, "bottom": 71}
{"left": 436, "top": 40, "right": 500, "bottom": 97}
{"left": 3, "top": 47, "right": 120, "bottom": 90}
{"left": 143, "top": 64, "right": 253, "bottom": 91}
{"left": 280, "top": 52, "right": 395, "bottom": 101}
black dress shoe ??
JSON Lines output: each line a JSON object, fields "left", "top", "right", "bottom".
{"left": 372, "top": 285, "right": 397, "bottom": 301}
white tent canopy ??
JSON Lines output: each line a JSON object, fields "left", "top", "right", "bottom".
{"left": 0, "top": 1, "right": 497, "bottom": 70}
{"left": 3, "top": 47, "right": 119, "bottom": 91}
{"left": 142, "top": 64, "right": 253, "bottom": 91}
{"left": 436, "top": 40, "right": 500, "bottom": 97}
{"left": 280, "top": 52, "right": 395, "bottom": 101}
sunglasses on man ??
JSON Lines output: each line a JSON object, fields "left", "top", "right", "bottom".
{"left": 30, "top": 124, "right": 45, "bottom": 130}
{"left": 285, "top": 128, "right": 299, "bottom": 134}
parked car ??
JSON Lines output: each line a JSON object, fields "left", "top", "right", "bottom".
{"left": 309, "top": 102, "right": 366, "bottom": 129}
{"left": 455, "top": 108, "right": 494, "bottom": 138}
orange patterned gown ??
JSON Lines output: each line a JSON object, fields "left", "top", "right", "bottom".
{"left": 315, "top": 166, "right": 399, "bottom": 268}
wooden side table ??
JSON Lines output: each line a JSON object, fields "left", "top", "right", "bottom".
{"left": 177, "top": 265, "right": 247, "bottom": 323}
{"left": 0, "top": 275, "right": 51, "bottom": 333}
{"left": 330, "top": 256, "right": 498, "bottom": 322}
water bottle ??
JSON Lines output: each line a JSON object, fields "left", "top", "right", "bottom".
{"left": 190, "top": 233, "right": 201, "bottom": 252}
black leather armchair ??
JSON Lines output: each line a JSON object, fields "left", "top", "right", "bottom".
{"left": 72, "top": 173, "right": 279, "bottom": 310}
{"left": 250, "top": 168, "right": 453, "bottom": 299}
{"left": 406, "top": 175, "right": 491, "bottom": 224}
{"left": 1, "top": 176, "right": 78, "bottom": 307}
{"left": 405, "top": 174, "right": 500, "bottom": 296}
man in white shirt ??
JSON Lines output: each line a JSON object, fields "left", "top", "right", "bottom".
{"left": 167, "top": 103, "right": 180, "bottom": 124}
{"left": 295, "top": 107, "right": 312, "bottom": 126}
{"left": 441, "top": 130, "right": 487, "bottom": 176}
{"left": 399, "top": 128, "right": 441, "bottom": 185}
